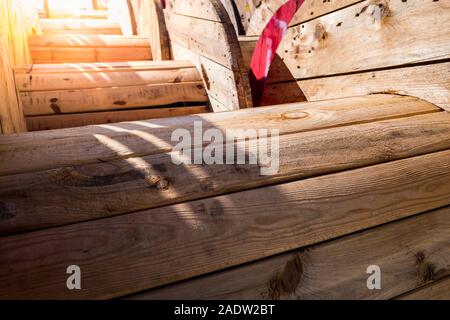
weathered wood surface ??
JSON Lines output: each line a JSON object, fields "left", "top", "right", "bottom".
{"left": 2, "top": 106, "right": 450, "bottom": 235}
{"left": 26, "top": 105, "right": 210, "bottom": 131}
{"left": 131, "top": 206, "right": 450, "bottom": 300}
{"left": 15, "top": 61, "right": 200, "bottom": 92}
{"left": 40, "top": 18, "right": 122, "bottom": 35}
{"left": 0, "top": 38, "right": 27, "bottom": 134}
{"left": 1, "top": 150, "right": 449, "bottom": 299}
{"left": 397, "top": 277, "right": 450, "bottom": 300}
{"left": 0, "top": 95, "right": 437, "bottom": 175}
{"left": 20, "top": 81, "right": 207, "bottom": 116}
{"left": 0, "top": 0, "right": 40, "bottom": 66}
{"left": 166, "top": 0, "right": 252, "bottom": 110}
{"left": 264, "top": 62, "right": 450, "bottom": 111}
{"left": 47, "top": 9, "right": 108, "bottom": 19}
{"left": 277, "top": 0, "right": 450, "bottom": 80}
{"left": 130, "top": 0, "right": 171, "bottom": 60}
{"left": 29, "top": 35, "right": 152, "bottom": 63}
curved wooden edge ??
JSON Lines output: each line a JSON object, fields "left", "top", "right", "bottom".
{"left": 130, "top": 0, "right": 172, "bottom": 60}
{"left": 165, "top": 0, "right": 253, "bottom": 111}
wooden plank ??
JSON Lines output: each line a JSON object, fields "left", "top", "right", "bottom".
{"left": 396, "top": 277, "right": 450, "bottom": 300}
{"left": 131, "top": 206, "right": 450, "bottom": 300}
{"left": 0, "top": 0, "right": 40, "bottom": 66}
{"left": 171, "top": 42, "right": 246, "bottom": 111}
{"left": 108, "top": 0, "right": 135, "bottom": 36}
{"left": 20, "top": 81, "right": 208, "bottom": 116}
{"left": 30, "top": 46, "right": 152, "bottom": 64}
{"left": 130, "top": 0, "right": 171, "bottom": 60}
{"left": 1, "top": 150, "right": 449, "bottom": 299}
{"left": 14, "top": 60, "right": 196, "bottom": 73}
{"left": 290, "top": 0, "right": 363, "bottom": 26}
{"left": 233, "top": 0, "right": 260, "bottom": 32}
{"left": 0, "top": 37, "right": 27, "bottom": 134}
{"left": 47, "top": 9, "right": 108, "bottom": 19}
{"left": 15, "top": 63, "right": 201, "bottom": 92}
{"left": 26, "top": 106, "right": 209, "bottom": 131}
{"left": 0, "top": 95, "right": 440, "bottom": 175}
{"left": 2, "top": 110, "right": 450, "bottom": 235}
{"left": 40, "top": 19, "right": 122, "bottom": 35}
{"left": 246, "top": 0, "right": 285, "bottom": 35}
{"left": 28, "top": 35, "right": 151, "bottom": 48}
{"left": 264, "top": 62, "right": 450, "bottom": 112}
{"left": 165, "top": 0, "right": 252, "bottom": 109}
{"left": 277, "top": 0, "right": 450, "bottom": 80}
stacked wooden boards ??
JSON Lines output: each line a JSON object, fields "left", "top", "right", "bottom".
{"left": 0, "top": 94, "right": 449, "bottom": 299}
{"left": 9, "top": 0, "right": 216, "bottom": 131}
{"left": 28, "top": 35, "right": 153, "bottom": 63}
{"left": 165, "top": 0, "right": 253, "bottom": 111}
{"left": 238, "top": 0, "right": 450, "bottom": 109}
{"left": 14, "top": 61, "right": 209, "bottom": 131}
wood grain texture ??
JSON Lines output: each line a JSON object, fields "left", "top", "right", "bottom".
{"left": 277, "top": 0, "right": 450, "bottom": 79}
{"left": 165, "top": 0, "right": 252, "bottom": 110}
{"left": 396, "top": 276, "right": 450, "bottom": 300}
{"left": 20, "top": 81, "right": 207, "bottom": 116}
{"left": 131, "top": 206, "right": 450, "bottom": 300}
{"left": 2, "top": 109, "right": 450, "bottom": 235}
{"left": 40, "top": 18, "right": 122, "bottom": 35}
{"left": 26, "top": 105, "right": 209, "bottom": 131}
{"left": 264, "top": 62, "right": 450, "bottom": 111}
{"left": 0, "top": 95, "right": 438, "bottom": 175}
{"left": 1, "top": 150, "right": 450, "bottom": 299}
{"left": 0, "top": 38, "right": 27, "bottom": 134}
{"left": 15, "top": 61, "right": 200, "bottom": 92}
{"left": 130, "top": 0, "right": 172, "bottom": 60}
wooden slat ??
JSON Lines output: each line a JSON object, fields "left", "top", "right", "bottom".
{"left": 0, "top": 95, "right": 438, "bottom": 175}
{"left": 290, "top": 0, "right": 363, "bottom": 26}
{"left": 2, "top": 109, "right": 450, "bottom": 235}
{"left": 20, "top": 81, "right": 207, "bottom": 116}
{"left": 0, "top": 37, "right": 27, "bottom": 134}
{"left": 30, "top": 46, "right": 152, "bottom": 64}
{"left": 130, "top": 0, "right": 171, "bottom": 60}
{"left": 131, "top": 206, "right": 450, "bottom": 300}
{"left": 14, "top": 60, "right": 196, "bottom": 73}
{"left": 396, "top": 277, "right": 450, "bottom": 300}
{"left": 166, "top": 0, "right": 252, "bottom": 110}
{"left": 1, "top": 150, "right": 449, "bottom": 299}
{"left": 40, "top": 19, "right": 122, "bottom": 35}
{"left": 108, "top": 0, "right": 136, "bottom": 36}
{"left": 277, "top": 0, "right": 450, "bottom": 80}
{"left": 47, "top": 9, "right": 108, "bottom": 19}
{"left": 264, "top": 62, "right": 450, "bottom": 111}
{"left": 28, "top": 35, "right": 151, "bottom": 48}
{"left": 26, "top": 106, "right": 209, "bottom": 131}
{"left": 15, "top": 63, "right": 201, "bottom": 92}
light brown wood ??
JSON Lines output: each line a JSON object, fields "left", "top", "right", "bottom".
{"left": 131, "top": 206, "right": 450, "bottom": 300}
{"left": 14, "top": 60, "right": 195, "bottom": 73}
{"left": 108, "top": 0, "right": 135, "bottom": 36}
{"left": 1, "top": 150, "right": 449, "bottom": 299}
{"left": 40, "top": 18, "right": 122, "bottom": 35}
{"left": 264, "top": 62, "right": 450, "bottom": 111}
{"left": 47, "top": 9, "right": 108, "bottom": 19}
{"left": 130, "top": 0, "right": 171, "bottom": 60}
{"left": 30, "top": 46, "right": 152, "bottom": 64}
{"left": 20, "top": 81, "right": 207, "bottom": 116}
{"left": 0, "top": 0, "right": 40, "bottom": 66}
{"left": 3, "top": 108, "right": 450, "bottom": 235}
{"left": 277, "top": 0, "right": 450, "bottom": 80}
{"left": 15, "top": 62, "right": 201, "bottom": 92}
{"left": 0, "top": 95, "right": 438, "bottom": 175}
{"left": 28, "top": 34, "right": 151, "bottom": 48}
{"left": 0, "top": 38, "right": 27, "bottom": 134}
{"left": 26, "top": 105, "right": 210, "bottom": 131}
{"left": 166, "top": 0, "right": 252, "bottom": 110}
{"left": 246, "top": 0, "right": 285, "bottom": 35}
{"left": 397, "top": 277, "right": 450, "bottom": 300}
